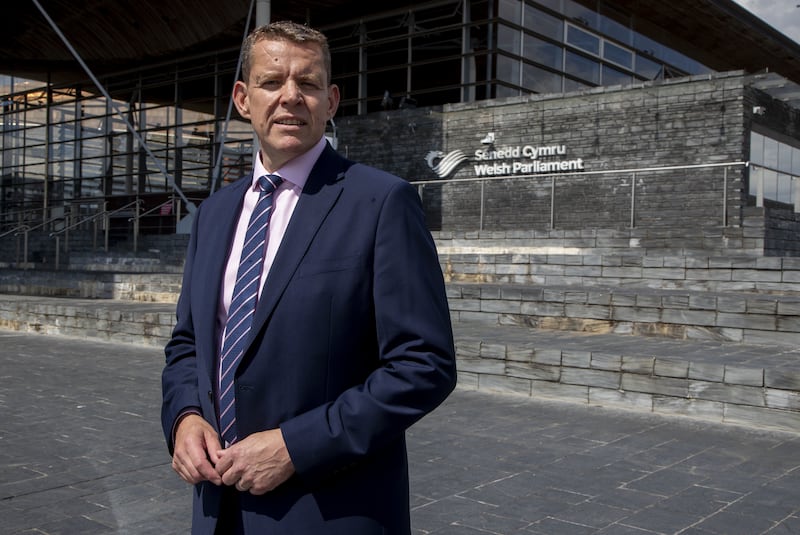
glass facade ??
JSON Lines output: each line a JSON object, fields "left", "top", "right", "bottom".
{"left": 750, "top": 131, "right": 800, "bottom": 205}
{"left": 326, "top": 0, "right": 711, "bottom": 111}
{"left": 1, "top": 0, "right": 715, "bottom": 233}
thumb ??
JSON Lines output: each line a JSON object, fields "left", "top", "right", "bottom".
{"left": 205, "top": 429, "right": 224, "bottom": 465}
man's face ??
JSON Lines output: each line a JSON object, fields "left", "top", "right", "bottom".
{"left": 233, "top": 38, "right": 340, "bottom": 171}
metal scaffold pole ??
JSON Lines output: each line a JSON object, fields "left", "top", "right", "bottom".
{"left": 211, "top": 0, "right": 260, "bottom": 194}
{"left": 30, "top": 0, "right": 197, "bottom": 214}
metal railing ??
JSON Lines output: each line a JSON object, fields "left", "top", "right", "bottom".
{"left": 1, "top": 212, "right": 65, "bottom": 266}
{"left": 0, "top": 160, "right": 764, "bottom": 268}
{"left": 128, "top": 198, "right": 180, "bottom": 253}
{"left": 410, "top": 160, "right": 750, "bottom": 232}
{"left": 49, "top": 199, "right": 141, "bottom": 269}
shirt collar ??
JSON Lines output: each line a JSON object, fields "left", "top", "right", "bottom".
{"left": 251, "top": 136, "right": 328, "bottom": 191}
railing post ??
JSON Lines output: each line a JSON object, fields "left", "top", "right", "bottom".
{"left": 104, "top": 212, "right": 110, "bottom": 252}
{"left": 630, "top": 172, "right": 636, "bottom": 228}
{"left": 133, "top": 201, "right": 140, "bottom": 253}
{"left": 550, "top": 175, "right": 555, "bottom": 229}
{"left": 479, "top": 180, "right": 485, "bottom": 231}
{"left": 23, "top": 229, "right": 29, "bottom": 268}
{"left": 64, "top": 203, "right": 72, "bottom": 253}
{"left": 723, "top": 167, "right": 728, "bottom": 227}
{"left": 55, "top": 236, "right": 60, "bottom": 270}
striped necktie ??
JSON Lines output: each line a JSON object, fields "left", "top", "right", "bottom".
{"left": 218, "top": 174, "right": 283, "bottom": 445}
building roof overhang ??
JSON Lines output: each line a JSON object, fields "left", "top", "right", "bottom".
{"left": 2, "top": 0, "right": 800, "bottom": 91}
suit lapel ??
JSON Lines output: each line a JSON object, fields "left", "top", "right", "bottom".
{"left": 197, "top": 175, "right": 251, "bottom": 377}
{"left": 247, "top": 146, "right": 351, "bottom": 344}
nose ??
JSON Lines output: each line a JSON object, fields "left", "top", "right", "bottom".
{"left": 281, "top": 80, "right": 303, "bottom": 104}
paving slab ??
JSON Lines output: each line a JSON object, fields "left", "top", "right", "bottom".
{"left": 2, "top": 330, "right": 800, "bottom": 534}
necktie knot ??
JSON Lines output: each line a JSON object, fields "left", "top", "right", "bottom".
{"left": 258, "top": 174, "right": 284, "bottom": 195}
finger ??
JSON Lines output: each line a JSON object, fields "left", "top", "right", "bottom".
{"left": 174, "top": 441, "right": 222, "bottom": 485}
{"left": 216, "top": 450, "right": 242, "bottom": 486}
{"left": 215, "top": 449, "right": 234, "bottom": 478}
{"left": 221, "top": 465, "right": 241, "bottom": 487}
{"left": 172, "top": 451, "right": 205, "bottom": 485}
{"left": 195, "top": 457, "right": 223, "bottom": 485}
{"left": 171, "top": 455, "right": 194, "bottom": 484}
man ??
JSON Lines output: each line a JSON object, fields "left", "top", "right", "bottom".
{"left": 161, "top": 21, "right": 457, "bottom": 534}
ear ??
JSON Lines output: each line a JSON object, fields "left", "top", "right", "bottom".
{"left": 327, "top": 83, "right": 340, "bottom": 120}
{"left": 232, "top": 80, "right": 251, "bottom": 119}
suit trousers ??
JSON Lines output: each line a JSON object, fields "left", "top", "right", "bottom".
{"left": 215, "top": 486, "right": 245, "bottom": 535}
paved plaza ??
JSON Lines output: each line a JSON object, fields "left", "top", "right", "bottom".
{"left": 2, "top": 330, "right": 800, "bottom": 534}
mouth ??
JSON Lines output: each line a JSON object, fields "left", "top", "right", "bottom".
{"left": 274, "top": 117, "right": 306, "bottom": 127}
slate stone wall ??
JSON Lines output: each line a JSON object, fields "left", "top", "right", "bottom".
{"left": 337, "top": 72, "right": 749, "bottom": 232}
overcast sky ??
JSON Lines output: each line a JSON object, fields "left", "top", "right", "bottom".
{"left": 733, "top": 0, "right": 800, "bottom": 43}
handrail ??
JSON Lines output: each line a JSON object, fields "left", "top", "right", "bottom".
{"left": 0, "top": 207, "right": 45, "bottom": 238}
{"left": 0, "top": 224, "right": 30, "bottom": 240}
{"left": 408, "top": 160, "right": 750, "bottom": 186}
{"left": 129, "top": 199, "right": 172, "bottom": 221}
{"left": 0, "top": 213, "right": 64, "bottom": 267}
{"left": 1, "top": 213, "right": 65, "bottom": 239}
{"left": 409, "top": 160, "right": 751, "bottom": 231}
{"left": 50, "top": 199, "right": 141, "bottom": 237}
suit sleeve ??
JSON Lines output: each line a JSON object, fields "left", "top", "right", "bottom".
{"left": 161, "top": 204, "right": 204, "bottom": 454}
{"left": 279, "top": 178, "right": 457, "bottom": 481}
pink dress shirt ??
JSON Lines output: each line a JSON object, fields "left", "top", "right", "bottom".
{"left": 217, "top": 137, "right": 328, "bottom": 376}
{"left": 173, "top": 137, "right": 329, "bottom": 443}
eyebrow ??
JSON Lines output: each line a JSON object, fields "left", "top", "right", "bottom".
{"left": 253, "top": 71, "right": 324, "bottom": 85}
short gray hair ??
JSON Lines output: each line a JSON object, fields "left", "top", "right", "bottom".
{"left": 240, "top": 21, "right": 332, "bottom": 85}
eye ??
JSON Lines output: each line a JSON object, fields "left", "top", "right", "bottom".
{"left": 297, "top": 76, "right": 323, "bottom": 90}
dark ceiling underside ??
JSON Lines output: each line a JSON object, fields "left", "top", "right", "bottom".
{"left": 3, "top": 0, "right": 800, "bottom": 89}
{"left": 1, "top": 0, "right": 387, "bottom": 84}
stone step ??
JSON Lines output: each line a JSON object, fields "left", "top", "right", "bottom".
{"left": 447, "top": 282, "right": 800, "bottom": 346}
{"left": 1, "top": 294, "right": 798, "bottom": 433}
{"left": 431, "top": 220, "right": 771, "bottom": 256}
{"left": 439, "top": 252, "right": 800, "bottom": 294}
{"left": 0, "top": 269, "right": 182, "bottom": 301}
{"left": 4, "top": 272, "right": 800, "bottom": 347}
{"left": 455, "top": 321, "right": 800, "bottom": 434}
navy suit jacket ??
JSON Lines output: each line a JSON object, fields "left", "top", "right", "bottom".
{"left": 161, "top": 143, "right": 457, "bottom": 534}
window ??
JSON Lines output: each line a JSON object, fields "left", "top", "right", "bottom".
{"left": 567, "top": 25, "right": 600, "bottom": 55}
{"left": 525, "top": 34, "right": 562, "bottom": 69}
{"left": 565, "top": 50, "right": 599, "bottom": 85}
{"left": 563, "top": 0, "right": 598, "bottom": 30}
{"left": 603, "top": 41, "right": 632, "bottom": 69}
{"left": 499, "top": 0, "right": 522, "bottom": 24}
{"left": 750, "top": 131, "right": 800, "bottom": 204}
{"left": 599, "top": 9, "right": 632, "bottom": 45}
{"left": 525, "top": 4, "right": 563, "bottom": 41}
{"left": 524, "top": 63, "right": 562, "bottom": 93}
{"left": 635, "top": 55, "right": 662, "bottom": 80}
{"left": 498, "top": 23, "right": 522, "bottom": 55}
{"left": 602, "top": 65, "right": 632, "bottom": 86}
{"left": 496, "top": 54, "right": 521, "bottom": 93}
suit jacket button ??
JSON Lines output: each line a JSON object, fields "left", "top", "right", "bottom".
{"left": 208, "top": 391, "right": 214, "bottom": 402}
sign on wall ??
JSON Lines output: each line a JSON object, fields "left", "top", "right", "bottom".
{"left": 425, "top": 133, "right": 585, "bottom": 179}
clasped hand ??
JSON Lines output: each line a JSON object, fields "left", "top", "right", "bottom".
{"left": 171, "top": 414, "right": 295, "bottom": 494}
